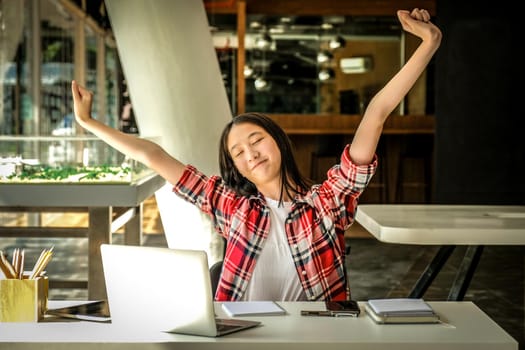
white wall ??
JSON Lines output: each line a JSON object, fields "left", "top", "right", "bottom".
{"left": 105, "top": 0, "right": 231, "bottom": 264}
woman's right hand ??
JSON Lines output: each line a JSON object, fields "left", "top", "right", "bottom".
{"left": 71, "top": 80, "right": 94, "bottom": 125}
{"left": 397, "top": 8, "right": 441, "bottom": 44}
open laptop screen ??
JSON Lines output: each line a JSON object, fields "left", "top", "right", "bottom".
{"left": 100, "top": 244, "right": 259, "bottom": 336}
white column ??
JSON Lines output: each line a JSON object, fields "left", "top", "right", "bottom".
{"left": 105, "top": 0, "right": 232, "bottom": 264}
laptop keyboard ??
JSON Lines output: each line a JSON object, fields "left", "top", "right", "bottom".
{"left": 215, "top": 318, "right": 244, "bottom": 332}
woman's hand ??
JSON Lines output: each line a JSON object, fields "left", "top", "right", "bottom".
{"left": 397, "top": 8, "right": 441, "bottom": 43}
{"left": 71, "top": 80, "right": 94, "bottom": 125}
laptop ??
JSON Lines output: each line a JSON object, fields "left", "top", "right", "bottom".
{"left": 100, "top": 244, "right": 261, "bottom": 336}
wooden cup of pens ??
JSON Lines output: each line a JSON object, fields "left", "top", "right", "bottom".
{"left": 0, "top": 247, "right": 53, "bottom": 322}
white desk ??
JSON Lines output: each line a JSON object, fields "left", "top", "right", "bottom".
{"left": 355, "top": 204, "right": 525, "bottom": 300}
{"left": 0, "top": 302, "right": 517, "bottom": 350}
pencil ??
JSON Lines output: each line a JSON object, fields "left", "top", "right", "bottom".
{"left": 18, "top": 249, "right": 25, "bottom": 279}
{"left": 30, "top": 249, "right": 53, "bottom": 279}
{"left": 0, "top": 250, "right": 16, "bottom": 279}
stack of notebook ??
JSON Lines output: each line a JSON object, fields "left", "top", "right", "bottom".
{"left": 365, "top": 298, "right": 440, "bottom": 324}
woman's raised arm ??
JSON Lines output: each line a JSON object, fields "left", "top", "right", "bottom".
{"left": 349, "top": 8, "right": 442, "bottom": 165}
{"left": 71, "top": 80, "right": 187, "bottom": 185}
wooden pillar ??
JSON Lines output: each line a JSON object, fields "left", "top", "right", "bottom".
{"left": 236, "top": 0, "right": 246, "bottom": 114}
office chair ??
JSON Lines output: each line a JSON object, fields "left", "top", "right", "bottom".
{"left": 209, "top": 260, "right": 223, "bottom": 297}
{"left": 210, "top": 236, "right": 226, "bottom": 296}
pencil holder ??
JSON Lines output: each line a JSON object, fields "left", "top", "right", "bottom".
{"left": 0, "top": 276, "right": 48, "bottom": 322}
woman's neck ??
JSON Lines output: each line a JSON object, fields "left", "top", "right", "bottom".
{"left": 257, "top": 181, "right": 293, "bottom": 202}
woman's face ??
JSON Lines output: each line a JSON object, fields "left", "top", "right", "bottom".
{"left": 227, "top": 122, "right": 282, "bottom": 189}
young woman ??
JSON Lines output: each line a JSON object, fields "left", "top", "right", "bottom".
{"left": 72, "top": 8, "right": 441, "bottom": 301}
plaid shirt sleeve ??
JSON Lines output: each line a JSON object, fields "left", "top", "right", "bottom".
{"left": 172, "top": 165, "right": 270, "bottom": 301}
{"left": 172, "top": 165, "right": 238, "bottom": 238}
{"left": 315, "top": 144, "right": 378, "bottom": 230}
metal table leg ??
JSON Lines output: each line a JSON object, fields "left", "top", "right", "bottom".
{"left": 447, "top": 245, "right": 484, "bottom": 301}
{"left": 409, "top": 245, "right": 456, "bottom": 298}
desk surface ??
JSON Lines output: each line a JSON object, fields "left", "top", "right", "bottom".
{"left": 355, "top": 204, "right": 525, "bottom": 245}
{"left": 0, "top": 301, "right": 517, "bottom": 350}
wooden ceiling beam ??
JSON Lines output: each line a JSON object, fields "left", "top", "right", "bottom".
{"left": 204, "top": 0, "right": 238, "bottom": 14}
{"left": 205, "top": 0, "right": 436, "bottom": 16}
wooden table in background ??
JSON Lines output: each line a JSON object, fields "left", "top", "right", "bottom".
{"left": 0, "top": 174, "right": 165, "bottom": 300}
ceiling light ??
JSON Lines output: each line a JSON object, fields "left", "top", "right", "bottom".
{"left": 329, "top": 35, "right": 346, "bottom": 50}
{"left": 269, "top": 26, "right": 285, "bottom": 34}
{"left": 318, "top": 68, "right": 334, "bottom": 81}
{"left": 255, "top": 33, "right": 273, "bottom": 50}
{"left": 316, "top": 51, "right": 333, "bottom": 64}
{"left": 249, "top": 21, "right": 262, "bottom": 29}
{"left": 254, "top": 77, "right": 271, "bottom": 91}
{"left": 244, "top": 65, "right": 254, "bottom": 78}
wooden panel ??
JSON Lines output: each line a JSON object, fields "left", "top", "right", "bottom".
{"left": 268, "top": 114, "right": 434, "bottom": 135}
{"left": 245, "top": 0, "right": 436, "bottom": 16}
{"left": 204, "top": 0, "right": 238, "bottom": 14}
{"left": 272, "top": 114, "right": 435, "bottom": 205}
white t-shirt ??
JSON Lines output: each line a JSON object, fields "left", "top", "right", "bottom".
{"left": 240, "top": 197, "right": 307, "bottom": 301}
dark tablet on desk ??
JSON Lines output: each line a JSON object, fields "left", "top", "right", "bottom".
{"left": 46, "top": 300, "right": 111, "bottom": 322}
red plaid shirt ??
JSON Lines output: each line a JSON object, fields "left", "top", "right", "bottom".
{"left": 173, "top": 145, "right": 377, "bottom": 301}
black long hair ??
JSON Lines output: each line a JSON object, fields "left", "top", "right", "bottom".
{"left": 219, "top": 112, "right": 311, "bottom": 203}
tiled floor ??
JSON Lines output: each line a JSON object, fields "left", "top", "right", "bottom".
{"left": 347, "top": 238, "right": 524, "bottom": 349}
{"left": 1, "top": 217, "right": 523, "bottom": 348}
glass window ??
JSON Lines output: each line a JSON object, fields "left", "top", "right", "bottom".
{"left": 85, "top": 26, "right": 97, "bottom": 120}
{"left": 105, "top": 45, "right": 119, "bottom": 129}
{"left": 0, "top": 0, "right": 28, "bottom": 135}
{"left": 1, "top": 1, "right": 122, "bottom": 137}
{"left": 41, "top": 0, "right": 75, "bottom": 135}
{"left": 208, "top": 13, "right": 403, "bottom": 115}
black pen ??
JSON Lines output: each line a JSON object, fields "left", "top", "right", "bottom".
{"left": 301, "top": 310, "right": 332, "bottom": 317}
{"left": 301, "top": 310, "right": 359, "bottom": 317}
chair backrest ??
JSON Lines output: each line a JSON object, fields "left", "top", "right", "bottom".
{"left": 209, "top": 260, "right": 223, "bottom": 298}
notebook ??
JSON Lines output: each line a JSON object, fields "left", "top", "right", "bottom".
{"left": 222, "top": 301, "right": 286, "bottom": 317}
{"left": 100, "top": 244, "right": 261, "bottom": 336}
{"left": 365, "top": 298, "right": 440, "bottom": 324}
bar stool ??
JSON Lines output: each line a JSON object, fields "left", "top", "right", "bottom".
{"left": 352, "top": 138, "right": 388, "bottom": 203}
{"left": 310, "top": 153, "right": 339, "bottom": 183}
{"left": 395, "top": 135, "right": 433, "bottom": 203}
{"left": 310, "top": 137, "right": 388, "bottom": 203}
{"left": 309, "top": 135, "right": 344, "bottom": 183}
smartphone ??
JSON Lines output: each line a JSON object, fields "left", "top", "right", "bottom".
{"left": 325, "top": 300, "right": 361, "bottom": 317}
{"left": 301, "top": 300, "right": 361, "bottom": 317}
